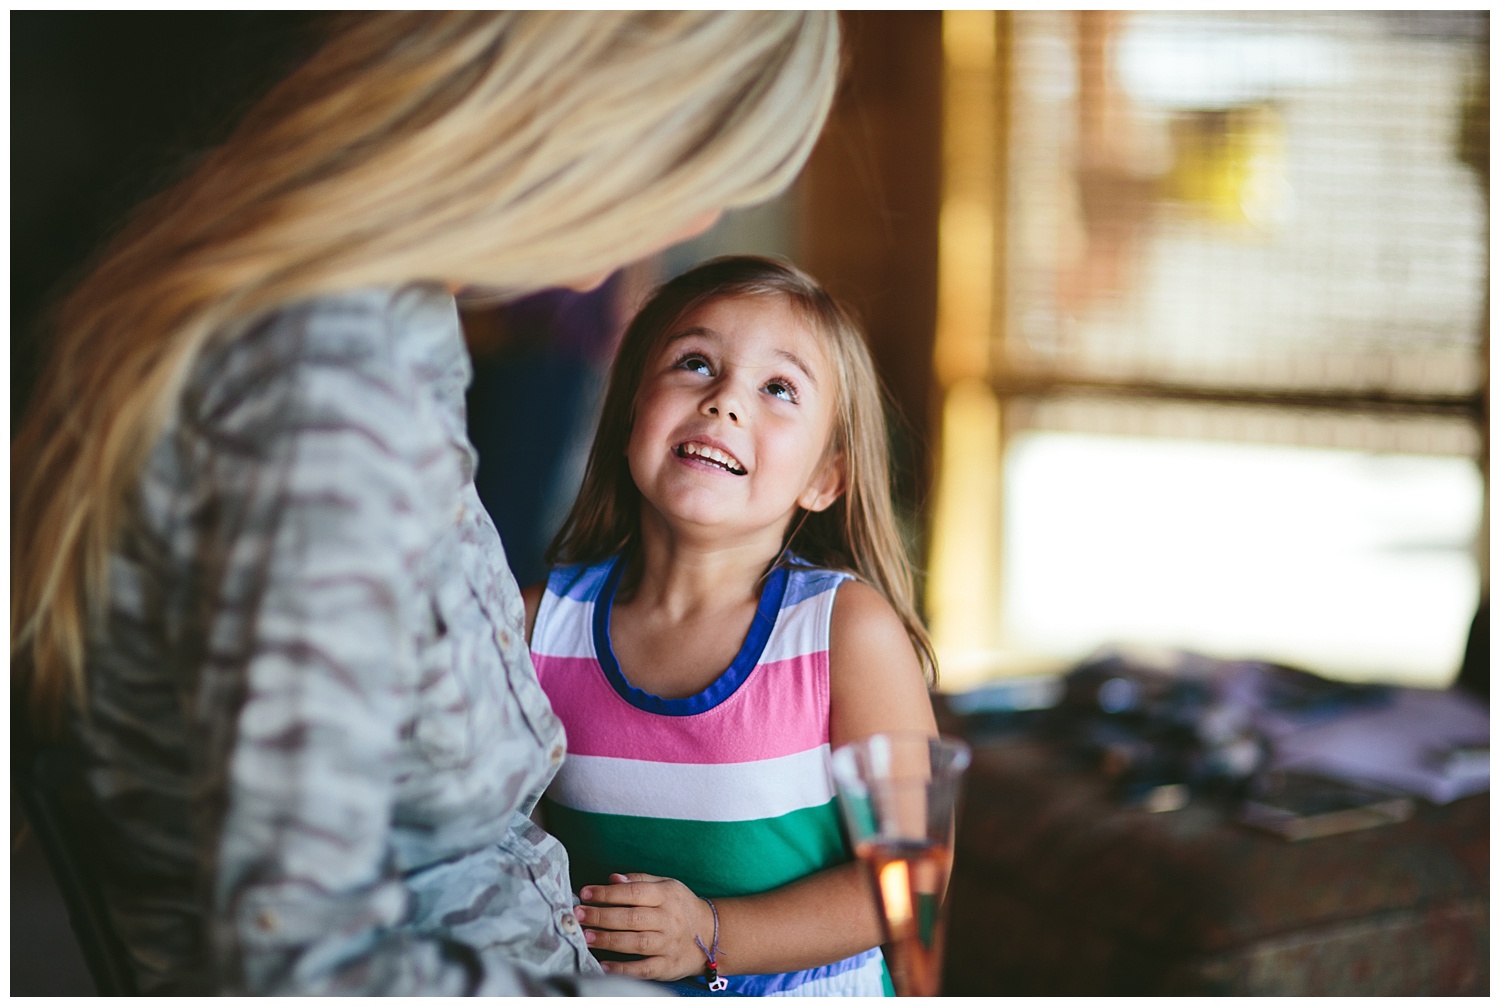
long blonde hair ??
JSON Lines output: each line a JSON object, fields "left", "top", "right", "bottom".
{"left": 548, "top": 256, "right": 938, "bottom": 684}
{"left": 13, "top": 12, "right": 840, "bottom": 725}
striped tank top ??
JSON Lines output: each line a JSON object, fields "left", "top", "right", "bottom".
{"left": 532, "top": 555, "right": 890, "bottom": 997}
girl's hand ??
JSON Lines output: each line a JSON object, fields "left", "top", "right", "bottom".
{"left": 575, "top": 872, "right": 718, "bottom": 981}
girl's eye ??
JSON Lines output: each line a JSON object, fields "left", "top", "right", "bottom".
{"left": 764, "top": 379, "right": 798, "bottom": 403}
{"left": 674, "top": 353, "right": 712, "bottom": 376}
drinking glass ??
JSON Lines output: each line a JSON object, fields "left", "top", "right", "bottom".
{"left": 830, "top": 732, "right": 971, "bottom": 997}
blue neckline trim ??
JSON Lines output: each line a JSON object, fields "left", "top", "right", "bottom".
{"left": 592, "top": 555, "right": 790, "bottom": 716}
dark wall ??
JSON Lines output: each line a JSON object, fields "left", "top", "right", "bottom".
{"left": 11, "top": 11, "right": 321, "bottom": 425}
{"left": 798, "top": 11, "right": 943, "bottom": 542}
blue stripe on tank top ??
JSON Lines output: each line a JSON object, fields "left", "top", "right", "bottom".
{"left": 591, "top": 555, "right": 789, "bottom": 717}
{"left": 778, "top": 562, "right": 850, "bottom": 608}
{"left": 551, "top": 560, "right": 615, "bottom": 602}
{"left": 662, "top": 947, "right": 882, "bottom": 996}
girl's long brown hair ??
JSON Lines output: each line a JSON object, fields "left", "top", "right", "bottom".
{"left": 548, "top": 256, "right": 938, "bottom": 684}
{"left": 12, "top": 13, "right": 841, "bottom": 726}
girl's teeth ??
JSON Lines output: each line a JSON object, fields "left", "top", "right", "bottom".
{"left": 680, "top": 442, "right": 744, "bottom": 474}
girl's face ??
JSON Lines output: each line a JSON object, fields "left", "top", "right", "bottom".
{"left": 626, "top": 293, "right": 843, "bottom": 547}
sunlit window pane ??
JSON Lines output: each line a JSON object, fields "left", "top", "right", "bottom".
{"left": 1001, "top": 432, "right": 1483, "bottom": 686}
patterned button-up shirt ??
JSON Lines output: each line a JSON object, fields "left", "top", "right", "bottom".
{"left": 72, "top": 284, "right": 645, "bottom": 995}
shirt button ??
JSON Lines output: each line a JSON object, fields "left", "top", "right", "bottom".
{"left": 498, "top": 629, "right": 513, "bottom": 649}
{"left": 559, "top": 910, "right": 580, "bottom": 934}
{"left": 549, "top": 744, "right": 565, "bottom": 765}
{"left": 255, "top": 909, "right": 277, "bottom": 932}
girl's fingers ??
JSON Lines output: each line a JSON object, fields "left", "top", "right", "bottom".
{"left": 574, "top": 903, "right": 657, "bottom": 932}
{"left": 583, "top": 925, "right": 667, "bottom": 957}
{"left": 580, "top": 878, "right": 664, "bottom": 906}
{"left": 610, "top": 872, "right": 665, "bottom": 883}
{"left": 599, "top": 956, "right": 667, "bottom": 981}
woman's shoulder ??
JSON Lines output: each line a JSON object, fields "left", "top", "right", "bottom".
{"left": 207, "top": 285, "right": 422, "bottom": 373}
{"left": 184, "top": 284, "right": 457, "bottom": 443}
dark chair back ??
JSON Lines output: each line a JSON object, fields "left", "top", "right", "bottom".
{"left": 13, "top": 734, "right": 139, "bottom": 995}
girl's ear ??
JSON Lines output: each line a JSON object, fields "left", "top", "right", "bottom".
{"left": 798, "top": 451, "right": 846, "bottom": 514}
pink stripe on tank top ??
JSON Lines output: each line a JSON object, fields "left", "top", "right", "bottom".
{"left": 533, "top": 650, "right": 829, "bottom": 764}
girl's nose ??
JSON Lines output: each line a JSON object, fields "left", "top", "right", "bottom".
{"left": 703, "top": 385, "right": 742, "bottom": 423}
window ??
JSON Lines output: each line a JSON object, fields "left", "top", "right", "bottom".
{"left": 926, "top": 11, "right": 1488, "bottom": 688}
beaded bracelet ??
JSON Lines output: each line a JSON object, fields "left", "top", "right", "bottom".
{"left": 692, "top": 896, "right": 728, "bottom": 992}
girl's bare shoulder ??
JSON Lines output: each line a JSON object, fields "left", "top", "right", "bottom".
{"left": 828, "top": 577, "right": 902, "bottom": 633}
{"left": 828, "top": 578, "right": 936, "bottom": 743}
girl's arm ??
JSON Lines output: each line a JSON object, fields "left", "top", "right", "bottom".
{"left": 576, "top": 579, "right": 937, "bottom": 980}
{"left": 522, "top": 581, "right": 545, "bottom": 645}
{"left": 824, "top": 579, "right": 939, "bottom": 750}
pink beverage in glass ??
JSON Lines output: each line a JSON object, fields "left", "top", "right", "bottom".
{"left": 857, "top": 837, "right": 954, "bottom": 997}
{"left": 831, "top": 733, "right": 970, "bottom": 997}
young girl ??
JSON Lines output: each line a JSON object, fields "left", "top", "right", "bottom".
{"left": 524, "top": 256, "right": 940, "bottom": 996}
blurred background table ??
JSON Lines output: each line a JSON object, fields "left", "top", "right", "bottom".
{"left": 939, "top": 724, "right": 1488, "bottom": 995}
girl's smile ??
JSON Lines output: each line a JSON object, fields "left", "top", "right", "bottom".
{"left": 674, "top": 437, "right": 747, "bottom": 476}
{"left": 627, "top": 293, "right": 843, "bottom": 544}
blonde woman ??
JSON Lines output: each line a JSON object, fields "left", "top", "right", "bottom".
{"left": 11, "top": 12, "right": 839, "bottom": 995}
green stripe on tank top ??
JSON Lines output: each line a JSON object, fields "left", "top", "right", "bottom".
{"left": 543, "top": 797, "right": 849, "bottom": 898}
